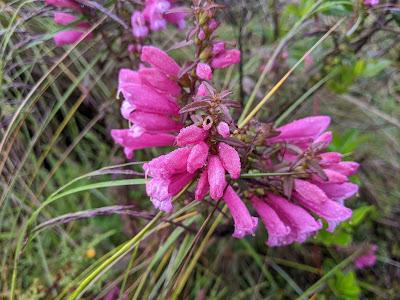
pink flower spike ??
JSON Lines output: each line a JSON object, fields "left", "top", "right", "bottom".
{"left": 176, "top": 125, "right": 208, "bottom": 147}
{"left": 217, "top": 122, "right": 230, "bottom": 138}
{"left": 208, "top": 155, "right": 227, "bottom": 200}
{"left": 218, "top": 142, "right": 241, "bottom": 179}
{"left": 139, "top": 67, "right": 181, "bottom": 96}
{"left": 251, "top": 196, "right": 291, "bottom": 247}
{"left": 268, "top": 116, "right": 331, "bottom": 144}
{"left": 141, "top": 46, "right": 180, "bottom": 78}
{"left": 196, "top": 63, "right": 213, "bottom": 81}
{"left": 211, "top": 49, "right": 241, "bottom": 69}
{"left": 131, "top": 11, "right": 149, "bottom": 38}
{"left": 195, "top": 168, "right": 209, "bottom": 200}
{"left": 46, "top": 0, "right": 82, "bottom": 11}
{"left": 224, "top": 186, "right": 258, "bottom": 238}
{"left": 187, "top": 142, "right": 209, "bottom": 173}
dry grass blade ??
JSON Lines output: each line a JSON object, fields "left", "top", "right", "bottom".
{"left": 238, "top": 18, "right": 345, "bottom": 129}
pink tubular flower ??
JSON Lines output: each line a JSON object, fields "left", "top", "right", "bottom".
{"left": 46, "top": 2, "right": 93, "bottom": 46}
{"left": 111, "top": 129, "right": 175, "bottom": 159}
{"left": 224, "top": 186, "right": 258, "bottom": 238}
{"left": 208, "top": 155, "right": 227, "bottom": 200}
{"left": 195, "top": 168, "right": 209, "bottom": 200}
{"left": 144, "top": 148, "right": 194, "bottom": 212}
{"left": 255, "top": 115, "right": 359, "bottom": 245}
{"left": 211, "top": 49, "right": 241, "bottom": 69}
{"left": 176, "top": 125, "right": 208, "bottom": 147}
{"left": 112, "top": 47, "right": 185, "bottom": 158}
{"left": 251, "top": 196, "right": 291, "bottom": 247}
{"left": 354, "top": 245, "right": 378, "bottom": 269}
{"left": 131, "top": 11, "right": 149, "bottom": 38}
{"left": 187, "top": 142, "right": 209, "bottom": 173}
{"left": 141, "top": 46, "right": 180, "bottom": 77}
{"left": 218, "top": 142, "right": 241, "bottom": 179}
{"left": 217, "top": 122, "right": 230, "bottom": 138}
{"left": 268, "top": 116, "right": 331, "bottom": 145}
{"left": 196, "top": 63, "right": 213, "bottom": 80}
{"left": 264, "top": 193, "right": 322, "bottom": 245}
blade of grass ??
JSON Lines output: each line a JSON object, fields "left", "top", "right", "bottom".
{"left": 238, "top": 18, "right": 345, "bottom": 129}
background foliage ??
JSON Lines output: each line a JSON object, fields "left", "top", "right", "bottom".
{"left": 1, "top": 0, "right": 399, "bottom": 299}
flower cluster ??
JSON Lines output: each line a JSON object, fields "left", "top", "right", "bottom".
{"left": 111, "top": 46, "right": 183, "bottom": 159}
{"left": 45, "top": 0, "right": 93, "bottom": 46}
{"left": 131, "top": 0, "right": 187, "bottom": 39}
{"left": 250, "top": 116, "right": 358, "bottom": 246}
{"left": 112, "top": 1, "right": 360, "bottom": 247}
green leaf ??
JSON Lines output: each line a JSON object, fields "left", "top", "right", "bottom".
{"left": 362, "top": 59, "right": 391, "bottom": 78}
{"left": 349, "top": 205, "right": 374, "bottom": 226}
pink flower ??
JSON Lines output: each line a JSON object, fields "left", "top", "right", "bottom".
{"left": 218, "top": 142, "right": 241, "bottom": 179}
{"left": 261, "top": 193, "right": 322, "bottom": 245}
{"left": 294, "top": 179, "right": 352, "bottom": 232}
{"left": 164, "top": 11, "right": 187, "bottom": 30}
{"left": 354, "top": 245, "right": 378, "bottom": 269}
{"left": 54, "top": 30, "right": 87, "bottom": 46}
{"left": 208, "top": 155, "right": 227, "bottom": 200}
{"left": 196, "top": 63, "right": 213, "bottom": 81}
{"left": 46, "top": 0, "right": 81, "bottom": 11}
{"left": 217, "top": 122, "right": 230, "bottom": 138}
{"left": 187, "top": 142, "right": 209, "bottom": 173}
{"left": 175, "top": 125, "right": 208, "bottom": 147}
{"left": 268, "top": 115, "right": 331, "bottom": 145}
{"left": 52, "top": 12, "right": 92, "bottom": 46}
{"left": 112, "top": 47, "right": 185, "bottom": 159}
{"left": 224, "top": 186, "right": 258, "bottom": 238}
{"left": 144, "top": 148, "right": 195, "bottom": 212}
{"left": 141, "top": 46, "right": 180, "bottom": 77}
{"left": 111, "top": 129, "right": 175, "bottom": 159}
{"left": 211, "top": 49, "right": 241, "bottom": 69}
{"left": 251, "top": 196, "right": 291, "bottom": 247}
{"left": 46, "top": 4, "right": 93, "bottom": 46}
{"left": 195, "top": 168, "right": 209, "bottom": 200}
{"left": 139, "top": 67, "right": 181, "bottom": 96}
{"left": 364, "top": 0, "right": 379, "bottom": 6}
{"left": 131, "top": 11, "right": 149, "bottom": 38}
